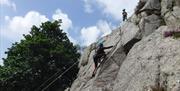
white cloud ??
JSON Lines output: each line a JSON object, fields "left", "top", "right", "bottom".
{"left": 1, "top": 9, "right": 77, "bottom": 44}
{"left": 84, "top": 0, "right": 94, "bottom": 13}
{"left": 1, "top": 11, "right": 49, "bottom": 41}
{"left": 97, "top": 20, "right": 111, "bottom": 37}
{"left": 0, "top": 59, "right": 3, "bottom": 66}
{"left": 52, "top": 9, "right": 77, "bottom": 44}
{"left": 4, "top": 15, "right": 10, "bottom": 21}
{"left": 83, "top": 0, "right": 139, "bottom": 20}
{"left": 52, "top": 9, "right": 72, "bottom": 33}
{"left": 69, "top": 36, "right": 78, "bottom": 44}
{"left": 0, "top": 0, "right": 16, "bottom": 11}
{"left": 80, "top": 20, "right": 112, "bottom": 46}
{"left": 0, "top": 9, "right": 78, "bottom": 65}
{"left": 81, "top": 26, "right": 101, "bottom": 46}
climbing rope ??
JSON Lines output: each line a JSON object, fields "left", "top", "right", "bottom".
{"left": 92, "top": 27, "right": 123, "bottom": 77}
{"left": 36, "top": 26, "right": 124, "bottom": 91}
{"left": 109, "top": 26, "right": 123, "bottom": 64}
{"left": 98, "top": 26, "right": 123, "bottom": 68}
{"left": 35, "top": 68, "right": 62, "bottom": 91}
{"left": 35, "top": 61, "right": 79, "bottom": 91}
{"left": 106, "top": 26, "right": 123, "bottom": 62}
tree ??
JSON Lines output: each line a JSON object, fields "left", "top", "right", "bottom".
{"left": 0, "top": 20, "right": 80, "bottom": 91}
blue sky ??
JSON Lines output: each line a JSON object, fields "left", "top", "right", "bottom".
{"left": 0, "top": 0, "right": 138, "bottom": 65}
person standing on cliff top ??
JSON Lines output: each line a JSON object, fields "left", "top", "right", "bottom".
{"left": 122, "top": 9, "right": 128, "bottom": 21}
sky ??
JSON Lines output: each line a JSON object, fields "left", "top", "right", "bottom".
{"left": 0, "top": 0, "right": 139, "bottom": 65}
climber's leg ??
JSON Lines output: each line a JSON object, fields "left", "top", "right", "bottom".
{"left": 92, "top": 54, "right": 106, "bottom": 77}
{"left": 99, "top": 53, "right": 106, "bottom": 64}
{"left": 92, "top": 55, "right": 99, "bottom": 77}
{"left": 93, "top": 55, "right": 98, "bottom": 69}
{"left": 102, "top": 53, "right": 106, "bottom": 60}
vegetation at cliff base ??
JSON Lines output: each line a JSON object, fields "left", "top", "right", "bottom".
{"left": 0, "top": 20, "right": 80, "bottom": 91}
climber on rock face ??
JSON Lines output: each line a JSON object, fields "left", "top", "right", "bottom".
{"left": 122, "top": 9, "right": 127, "bottom": 21}
{"left": 92, "top": 43, "right": 113, "bottom": 77}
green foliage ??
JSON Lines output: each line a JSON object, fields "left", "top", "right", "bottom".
{"left": 0, "top": 20, "right": 80, "bottom": 91}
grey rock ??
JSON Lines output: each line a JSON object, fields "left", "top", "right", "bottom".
{"left": 64, "top": 88, "right": 70, "bottom": 91}
{"left": 161, "top": 0, "right": 180, "bottom": 26}
{"left": 176, "top": 0, "right": 180, "bottom": 7}
{"left": 161, "top": 0, "right": 174, "bottom": 16}
{"left": 113, "top": 26, "right": 180, "bottom": 91}
{"left": 139, "top": 14, "right": 162, "bottom": 37}
{"left": 171, "top": 81, "right": 180, "bottom": 91}
{"left": 68, "top": 0, "right": 180, "bottom": 91}
{"left": 164, "top": 6, "right": 180, "bottom": 26}
{"left": 121, "top": 22, "right": 140, "bottom": 45}
{"left": 140, "top": 0, "right": 161, "bottom": 12}
{"left": 129, "top": 14, "right": 141, "bottom": 25}
{"left": 79, "top": 43, "right": 96, "bottom": 67}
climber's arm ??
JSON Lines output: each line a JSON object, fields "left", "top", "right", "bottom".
{"left": 103, "top": 46, "right": 113, "bottom": 50}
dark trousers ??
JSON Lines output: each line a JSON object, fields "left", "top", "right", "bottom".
{"left": 123, "top": 16, "right": 127, "bottom": 21}
{"left": 93, "top": 53, "right": 106, "bottom": 68}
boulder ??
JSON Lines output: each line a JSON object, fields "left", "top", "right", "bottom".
{"left": 113, "top": 26, "right": 180, "bottom": 91}
{"left": 121, "top": 22, "right": 140, "bottom": 45}
{"left": 140, "top": 0, "right": 161, "bottom": 12}
{"left": 79, "top": 43, "right": 96, "bottom": 67}
{"left": 164, "top": 6, "right": 180, "bottom": 26}
{"left": 139, "top": 14, "right": 162, "bottom": 37}
{"left": 161, "top": 0, "right": 174, "bottom": 16}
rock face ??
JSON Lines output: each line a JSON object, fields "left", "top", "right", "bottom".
{"left": 69, "top": 0, "right": 180, "bottom": 91}
{"left": 161, "top": 0, "right": 180, "bottom": 26}
{"left": 113, "top": 26, "right": 180, "bottom": 91}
